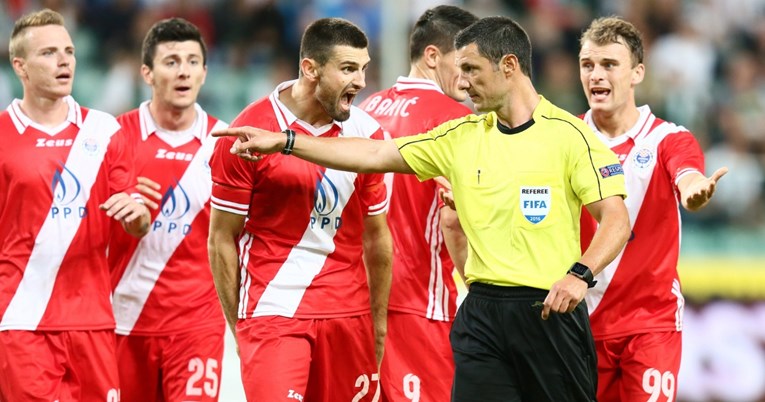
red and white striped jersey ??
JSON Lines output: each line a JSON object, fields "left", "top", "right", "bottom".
{"left": 0, "top": 96, "right": 135, "bottom": 331}
{"left": 110, "top": 102, "right": 227, "bottom": 335}
{"left": 580, "top": 106, "right": 704, "bottom": 340}
{"left": 359, "top": 77, "right": 471, "bottom": 321}
{"left": 210, "top": 80, "right": 388, "bottom": 320}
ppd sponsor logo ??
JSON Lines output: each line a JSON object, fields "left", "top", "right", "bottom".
{"left": 152, "top": 181, "right": 192, "bottom": 235}
{"left": 50, "top": 162, "right": 87, "bottom": 219}
{"left": 311, "top": 171, "right": 342, "bottom": 230}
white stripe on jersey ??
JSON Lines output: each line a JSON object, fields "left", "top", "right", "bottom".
{"left": 112, "top": 131, "right": 220, "bottom": 334}
{"left": 586, "top": 119, "right": 685, "bottom": 314}
{"left": 252, "top": 168, "right": 359, "bottom": 318}
{"left": 425, "top": 193, "right": 448, "bottom": 321}
{"left": 1, "top": 111, "right": 118, "bottom": 330}
{"left": 238, "top": 232, "right": 254, "bottom": 319}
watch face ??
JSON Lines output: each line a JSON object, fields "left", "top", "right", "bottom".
{"left": 571, "top": 263, "right": 588, "bottom": 275}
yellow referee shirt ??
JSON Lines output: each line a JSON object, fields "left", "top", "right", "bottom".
{"left": 394, "top": 96, "right": 626, "bottom": 290}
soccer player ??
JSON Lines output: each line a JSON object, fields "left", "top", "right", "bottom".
{"left": 109, "top": 18, "right": 227, "bottom": 402}
{"left": 357, "top": 5, "right": 477, "bottom": 401}
{"left": 577, "top": 17, "right": 728, "bottom": 402}
{"left": 215, "top": 16, "right": 631, "bottom": 401}
{"left": 207, "top": 18, "right": 391, "bottom": 401}
{"left": 0, "top": 9, "right": 150, "bottom": 401}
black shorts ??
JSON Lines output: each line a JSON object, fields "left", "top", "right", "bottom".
{"left": 450, "top": 283, "right": 597, "bottom": 402}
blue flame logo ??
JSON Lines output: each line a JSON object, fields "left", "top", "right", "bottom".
{"left": 160, "top": 181, "right": 191, "bottom": 220}
{"left": 50, "top": 162, "right": 81, "bottom": 206}
{"left": 314, "top": 171, "right": 339, "bottom": 216}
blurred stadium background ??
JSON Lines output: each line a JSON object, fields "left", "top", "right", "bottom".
{"left": 2, "top": 0, "right": 765, "bottom": 400}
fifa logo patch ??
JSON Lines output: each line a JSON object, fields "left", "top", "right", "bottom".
{"left": 520, "top": 186, "right": 550, "bottom": 224}
{"left": 599, "top": 163, "right": 624, "bottom": 178}
{"left": 632, "top": 148, "right": 654, "bottom": 169}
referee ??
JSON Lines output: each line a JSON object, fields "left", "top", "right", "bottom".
{"left": 213, "top": 16, "right": 630, "bottom": 402}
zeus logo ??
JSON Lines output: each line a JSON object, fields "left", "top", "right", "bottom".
{"left": 152, "top": 181, "right": 192, "bottom": 235}
{"left": 50, "top": 162, "right": 87, "bottom": 219}
{"left": 311, "top": 171, "right": 342, "bottom": 230}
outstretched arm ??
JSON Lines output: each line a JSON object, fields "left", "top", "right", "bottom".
{"left": 213, "top": 127, "right": 414, "bottom": 174}
{"left": 678, "top": 167, "right": 728, "bottom": 211}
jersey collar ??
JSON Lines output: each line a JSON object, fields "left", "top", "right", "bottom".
{"left": 392, "top": 76, "right": 444, "bottom": 94}
{"left": 583, "top": 105, "right": 653, "bottom": 142}
{"left": 7, "top": 95, "right": 82, "bottom": 135}
{"left": 269, "top": 79, "right": 342, "bottom": 137}
{"left": 138, "top": 100, "right": 207, "bottom": 142}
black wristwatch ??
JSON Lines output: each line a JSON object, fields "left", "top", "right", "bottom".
{"left": 567, "top": 262, "right": 597, "bottom": 288}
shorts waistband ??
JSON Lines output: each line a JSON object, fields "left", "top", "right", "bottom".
{"left": 468, "top": 282, "right": 548, "bottom": 300}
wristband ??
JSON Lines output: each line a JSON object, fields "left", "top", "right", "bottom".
{"left": 281, "top": 129, "right": 296, "bottom": 155}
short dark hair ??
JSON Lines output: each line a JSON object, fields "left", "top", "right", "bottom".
{"left": 580, "top": 17, "right": 644, "bottom": 67}
{"left": 299, "top": 18, "right": 368, "bottom": 66}
{"left": 142, "top": 17, "right": 207, "bottom": 69}
{"left": 455, "top": 16, "right": 533, "bottom": 77}
{"left": 409, "top": 5, "right": 478, "bottom": 63}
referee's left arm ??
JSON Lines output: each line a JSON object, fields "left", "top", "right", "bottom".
{"left": 541, "top": 195, "right": 629, "bottom": 320}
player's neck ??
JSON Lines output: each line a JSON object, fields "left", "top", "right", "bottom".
{"left": 409, "top": 63, "right": 436, "bottom": 83}
{"left": 148, "top": 101, "right": 196, "bottom": 132}
{"left": 284, "top": 79, "right": 333, "bottom": 127}
{"left": 19, "top": 94, "right": 69, "bottom": 128}
{"left": 591, "top": 105, "right": 640, "bottom": 138}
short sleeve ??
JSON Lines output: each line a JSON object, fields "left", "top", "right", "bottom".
{"left": 209, "top": 136, "right": 255, "bottom": 215}
{"left": 571, "top": 129, "right": 627, "bottom": 205}
{"left": 394, "top": 119, "right": 464, "bottom": 182}
{"left": 660, "top": 131, "right": 705, "bottom": 186}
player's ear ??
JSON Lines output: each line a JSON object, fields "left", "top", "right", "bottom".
{"left": 632, "top": 63, "right": 645, "bottom": 86}
{"left": 300, "top": 58, "right": 319, "bottom": 82}
{"left": 500, "top": 54, "right": 518, "bottom": 77}
{"left": 140, "top": 64, "right": 153, "bottom": 86}
{"left": 11, "top": 57, "right": 26, "bottom": 78}
{"left": 423, "top": 45, "right": 439, "bottom": 69}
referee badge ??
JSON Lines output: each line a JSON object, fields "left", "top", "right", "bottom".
{"left": 520, "top": 186, "right": 550, "bottom": 224}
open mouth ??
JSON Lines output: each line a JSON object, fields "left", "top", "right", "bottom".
{"left": 591, "top": 88, "right": 611, "bottom": 100}
{"left": 175, "top": 85, "right": 191, "bottom": 94}
{"left": 55, "top": 73, "right": 71, "bottom": 81}
{"left": 340, "top": 92, "right": 355, "bottom": 109}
